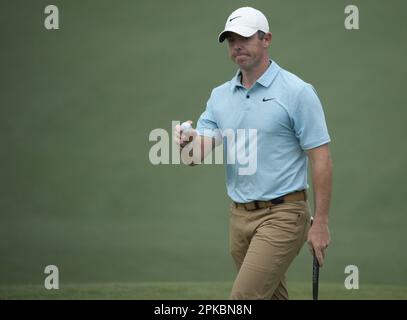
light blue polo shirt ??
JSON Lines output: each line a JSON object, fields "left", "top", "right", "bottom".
{"left": 196, "top": 60, "right": 331, "bottom": 203}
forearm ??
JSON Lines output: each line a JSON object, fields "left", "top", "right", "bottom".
{"left": 310, "top": 156, "right": 333, "bottom": 224}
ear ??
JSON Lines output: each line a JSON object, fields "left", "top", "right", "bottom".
{"left": 264, "top": 32, "right": 272, "bottom": 47}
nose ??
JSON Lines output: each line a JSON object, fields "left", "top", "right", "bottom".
{"left": 232, "top": 40, "right": 242, "bottom": 52}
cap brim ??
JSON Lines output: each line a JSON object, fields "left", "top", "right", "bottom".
{"left": 218, "top": 26, "right": 258, "bottom": 43}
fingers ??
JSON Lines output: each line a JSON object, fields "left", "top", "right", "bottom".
{"left": 181, "top": 132, "right": 189, "bottom": 141}
{"left": 174, "top": 129, "right": 184, "bottom": 146}
{"left": 315, "top": 247, "right": 325, "bottom": 267}
{"left": 309, "top": 244, "right": 327, "bottom": 267}
{"left": 307, "top": 222, "right": 330, "bottom": 268}
{"left": 173, "top": 125, "right": 181, "bottom": 146}
{"left": 173, "top": 121, "right": 196, "bottom": 146}
{"left": 308, "top": 238, "right": 327, "bottom": 267}
{"left": 181, "top": 131, "right": 197, "bottom": 140}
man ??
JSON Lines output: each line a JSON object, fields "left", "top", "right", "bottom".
{"left": 173, "top": 7, "right": 332, "bottom": 300}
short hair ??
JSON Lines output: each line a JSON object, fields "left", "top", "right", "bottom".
{"left": 257, "top": 31, "right": 266, "bottom": 40}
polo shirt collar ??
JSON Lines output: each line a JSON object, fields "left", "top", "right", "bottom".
{"left": 230, "top": 59, "right": 281, "bottom": 91}
{"left": 230, "top": 70, "right": 244, "bottom": 91}
{"left": 257, "top": 60, "right": 280, "bottom": 87}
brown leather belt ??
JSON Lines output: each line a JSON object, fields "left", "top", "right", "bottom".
{"left": 233, "top": 190, "right": 307, "bottom": 211}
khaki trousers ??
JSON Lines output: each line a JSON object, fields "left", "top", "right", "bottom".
{"left": 229, "top": 200, "right": 311, "bottom": 300}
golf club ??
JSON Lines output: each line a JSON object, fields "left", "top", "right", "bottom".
{"left": 310, "top": 216, "right": 320, "bottom": 300}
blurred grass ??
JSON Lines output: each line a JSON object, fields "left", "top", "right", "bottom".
{"left": 0, "top": 0, "right": 407, "bottom": 292}
{"left": 1, "top": 282, "right": 406, "bottom": 300}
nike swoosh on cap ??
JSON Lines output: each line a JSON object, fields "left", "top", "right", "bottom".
{"left": 229, "top": 16, "right": 242, "bottom": 22}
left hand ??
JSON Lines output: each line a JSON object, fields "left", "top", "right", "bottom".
{"left": 307, "top": 220, "right": 330, "bottom": 267}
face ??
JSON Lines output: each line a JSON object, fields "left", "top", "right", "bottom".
{"left": 226, "top": 32, "right": 272, "bottom": 71}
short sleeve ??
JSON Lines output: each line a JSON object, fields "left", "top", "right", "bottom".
{"left": 196, "top": 91, "right": 219, "bottom": 138}
{"left": 292, "top": 85, "right": 331, "bottom": 150}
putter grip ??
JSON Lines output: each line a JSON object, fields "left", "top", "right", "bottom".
{"left": 312, "top": 255, "right": 319, "bottom": 300}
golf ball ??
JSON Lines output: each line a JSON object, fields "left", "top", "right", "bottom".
{"left": 181, "top": 122, "right": 192, "bottom": 134}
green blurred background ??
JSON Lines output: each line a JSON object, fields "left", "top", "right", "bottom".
{"left": 1, "top": 0, "right": 406, "bottom": 298}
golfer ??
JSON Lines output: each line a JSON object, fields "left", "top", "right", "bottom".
{"left": 174, "top": 7, "right": 332, "bottom": 300}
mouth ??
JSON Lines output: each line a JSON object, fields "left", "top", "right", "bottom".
{"left": 235, "top": 53, "right": 249, "bottom": 59}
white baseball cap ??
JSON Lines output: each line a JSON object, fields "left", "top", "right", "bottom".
{"left": 218, "top": 7, "right": 269, "bottom": 43}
